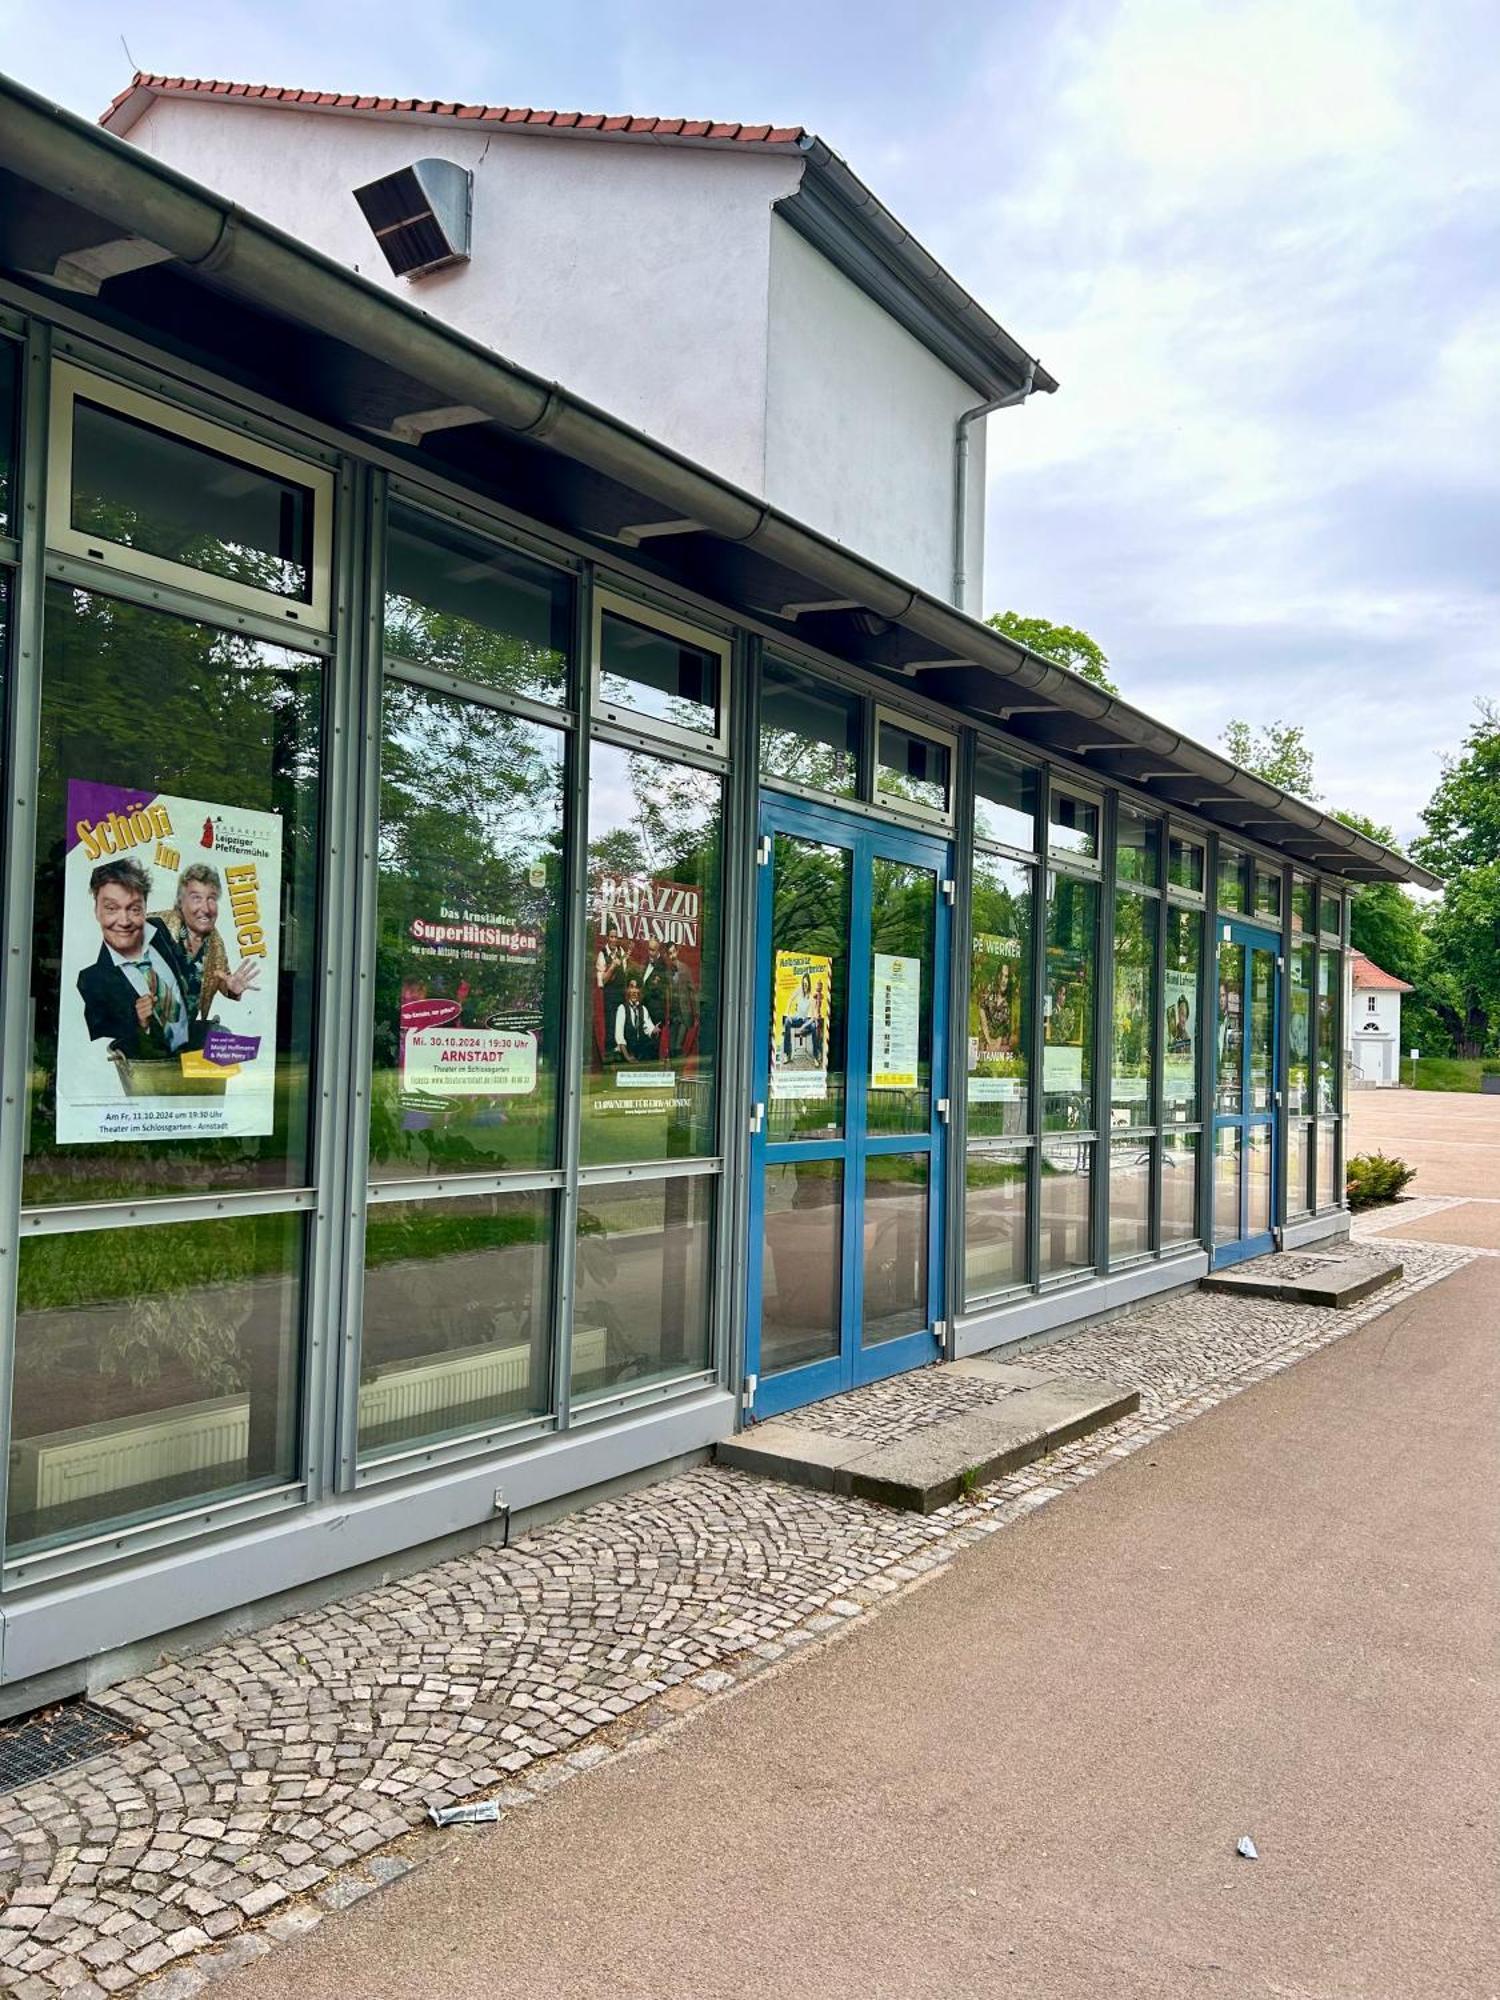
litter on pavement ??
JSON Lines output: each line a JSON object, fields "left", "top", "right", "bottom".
{"left": 429, "top": 1799, "right": 502, "bottom": 1827}
{"left": 1236, "top": 1835, "right": 1259, "bottom": 1860}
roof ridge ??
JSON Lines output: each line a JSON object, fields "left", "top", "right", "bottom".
{"left": 100, "top": 71, "right": 807, "bottom": 145}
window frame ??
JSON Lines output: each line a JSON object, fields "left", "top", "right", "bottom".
{"left": 590, "top": 585, "right": 732, "bottom": 758}
{"left": 45, "top": 361, "right": 336, "bottom": 632}
{"left": 872, "top": 704, "right": 958, "bottom": 829}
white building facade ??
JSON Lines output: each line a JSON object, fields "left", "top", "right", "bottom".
{"left": 1348, "top": 952, "right": 1411, "bottom": 1087}
{"left": 101, "top": 77, "right": 1059, "bottom": 614}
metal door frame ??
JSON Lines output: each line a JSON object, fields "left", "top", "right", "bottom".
{"left": 1211, "top": 919, "right": 1280, "bottom": 1269}
{"left": 746, "top": 792, "right": 951, "bottom": 1418}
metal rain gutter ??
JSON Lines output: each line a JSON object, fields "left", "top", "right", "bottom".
{"left": 0, "top": 69, "right": 1436, "bottom": 893}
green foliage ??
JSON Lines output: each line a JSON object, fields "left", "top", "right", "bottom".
{"left": 1412, "top": 700, "right": 1500, "bottom": 879}
{"left": 1399, "top": 1057, "right": 1483, "bottom": 1092}
{"left": 986, "top": 611, "right": 1118, "bottom": 695}
{"left": 1345, "top": 1152, "right": 1416, "bottom": 1210}
{"left": 1221, "top": 719, "right": 1320, "bottom": 800}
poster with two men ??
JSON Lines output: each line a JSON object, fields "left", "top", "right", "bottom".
{"left": 57, "top": 779, "right": 282, "bottom": 1144}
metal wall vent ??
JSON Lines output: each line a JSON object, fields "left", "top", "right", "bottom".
{"left": 352, "top": 158, "right": 473, "bottom": 279}
{"left": 0, "top": 1700, "right": 135, "bottom": 1795}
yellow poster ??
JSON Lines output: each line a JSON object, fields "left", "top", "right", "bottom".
{"left": 771, "top": 950, "right": 831, "bottom": 1100}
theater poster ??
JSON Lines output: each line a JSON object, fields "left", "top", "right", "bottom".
{"left": 587, "top": 869, "right": 703, "bottom": 1123}
{"left": 398, "top": 909, "right": 544, "bottom": 1111}
{"left": 58, "top": 781, "right": 282, "bottom": 1143}
{"left": 770, "top": 949, "right": 831, "bottom": 1101}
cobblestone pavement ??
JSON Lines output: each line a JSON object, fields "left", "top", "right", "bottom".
{"left": 775, "top": 1362, "right": 1029, "bottom": 1443}
{"left": 0, "top": 1229, "right": 1471, "bottom": 1998}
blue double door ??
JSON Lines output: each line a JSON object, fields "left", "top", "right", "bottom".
{"left": 1211, "top": 921, "right": 1280, "bottom": 1268}
{"left": 747, "top": 793, "right": 951, "bottom": 1419}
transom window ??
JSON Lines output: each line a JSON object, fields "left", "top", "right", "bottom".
{"left": 874, "top": 710, "right": 954, "bottom": 824}
{"left": 46, "top": 362, "right": 334, "bottom": 628}
{"left": 592, "top": 589, "right": 729, "bottom": 752}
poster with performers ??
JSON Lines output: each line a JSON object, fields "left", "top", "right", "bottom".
{"left": 770, "top": 949, "right": 831, "bottom": 1101}
{"left": 57, "top": 780, "right": 282, "bottom": 1143}
{"left": 588, "top": 870, "right": 702, "bottom": 1121}
{"left": 397, "top": 909, "right": 544, "bottom": 1112}
{"left": 968, "top": 928, "right": 1025, "bottom": 1103}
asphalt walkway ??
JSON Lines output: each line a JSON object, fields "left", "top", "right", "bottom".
{"left": 219, "top": 1251, "right": 1499, "bottom": 2000}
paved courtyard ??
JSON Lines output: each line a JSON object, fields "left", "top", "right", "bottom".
{"left": 1348, "top": 1084, "right": 1500, "bottom": 1197}
{"left": 0, "top": 1223, "right": 1475, "bottom": 1998}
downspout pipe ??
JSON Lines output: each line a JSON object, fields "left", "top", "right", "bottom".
{"left": 952, "top": 358, "right": 1037, "bottom": 611}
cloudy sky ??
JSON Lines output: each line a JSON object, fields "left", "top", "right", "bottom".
{"left": 4, "top": 0, "right": 1495, "bottom": 841}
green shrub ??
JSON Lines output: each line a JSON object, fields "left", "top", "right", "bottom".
{"left": 1346, "top": 1151, "right": 1417, "bottom": 1210}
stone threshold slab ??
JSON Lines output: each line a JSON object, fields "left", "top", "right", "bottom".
{"left": 1200, "top": 1253, "right": 1403, "bottom": 1309}
{"left": 718, "top": 1365, "right": 1140, "bottom": 1516}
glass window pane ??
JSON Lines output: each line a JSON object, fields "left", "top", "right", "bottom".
{"left": 1213, "top": 1126, "right": 1242, "bottom": 1244}
{"left": 864, "top": 1155, "right": 930, "bottom": 1343}
{"left": 9, "top": 1212, "right": 303, "bottom": 1552}
{"left": 973, "top": 747, "right": 1037, "bottom": 850}
{"left": 1254, "top": 866, "right": 1282, "bottom": 921}
{"left": 1249, "top": 947, "right": 1276, "bottom": 1113}
{"left": 1215, "top": 942, "right": 1245, "bottom": 1114}
{"left": 597, "top": 604, "right": 720, "bottom": 738}
{"left": 1319, "top": 889, "right": 1342, "bottom": 939}
{"left": 876, "top": 719, "right": 951, "bottom": 816}
{"left": 868, "top": 858, "right": 936, "bottom": 1136}
{"left": 1043, "top": 872, "right": 1096, "bottom": 1130}
{"left": 1317, "top": 1119, "right": 1339, "bottom": 1207}
{"left": 359, "top": 1190, "right": 552, "bottom": 1456}
{"left": 1040, "top": 1137, "right": 1092, "bottom": 1276}
{"left": 968, "top": 855, "right": 1031, "bottom": 1138}
{"left": 371, "top": 685, "right": 564, "bottom": 1179}
{"left": 584, "top": 743, "right": 721, "bottom": 1163}
{"left": 1247, "top": 1125, "right": 1272, "bottom": 1235}
{"left": 1168, "top": 835, "right": 1205, "bottom": 896}
{"left": 1111, "top": 891, "right": 1157, "bottom": 1126}
{"left": 761, "top": 1159, "right": 842, "bottom": 1375}
{"left": 1291, "top": 876, "right": 1314, "bottom": 936}
{"left": 1317, "top": 950, "right": 1340, "bottom": 1112}
{"left": 70, "top": 395, "right": 316, "bottom": 605}
{"left": 1287, "top": 1120, "right": 1312, "bottom": 1217}
{"left": 1116, "top": 806, "right": 1161, "bottom": 887}
{"left": 769, "top": 834, "right": 850, "bottom": 1143}
{"left": 1288, "top": 940, "right": 1315, "bottom": 1114}
{"left": 1163, "top": 906, "right": 1201, "bottom": 1125}
{"left": 1108, "top": 1137, "right": 1152, "bottom": 1261}
{"left": 383, "top": 507, "right": 571, "bottom": 705}
{"left": 760, "top": 658, "right": 860, "bottom": 798}
{"left": 25, "top": 586, "right": 321, "bottom": 1205}
{"left": 1160, "top": 1131, "right": 1199, "bottom": 1246}
{"left": 573, "top": 1176, "right": 713, "bottom": 1399}
{"left": 0, "top": 337, "right": 16, "bottom": 536}
{"left": 1217, "top": 845, "right": 1247, "bottom": 913}
{"left": 964, "top": 1144, "right": 1029, "bottom": 1301}
{"left": 1048, "top": 789, "right": 1098, "bottom": 861}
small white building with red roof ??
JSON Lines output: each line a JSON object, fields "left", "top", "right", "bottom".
{"left": 1349, "top": 950, "right": 1412, "bottom": 1086}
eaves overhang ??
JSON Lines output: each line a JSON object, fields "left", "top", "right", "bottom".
{"left": 777, "top": 137, "right": 1057, "bottom": 402}
{"left": 0, "top": 69, "right": 1429, "bottom": 892}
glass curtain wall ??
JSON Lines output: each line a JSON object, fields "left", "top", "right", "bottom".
{"left": 1041, "top": 786, "right": 1100, "bottom": 1278}
{"left": 1162, "top": 835, "right": 1205, "bottom": 1248}
{"left": 1109, "top": 805, "right": 1161, "bottom": 1262}
{"left": 10, "top": 360, "right": 332, "bottom": 1556}
{"left": 964, "top": 748, "right": 1037, "bottom": 1303}
{"left": 1287, "top": 877, "right": 1315, "bottom": 1216}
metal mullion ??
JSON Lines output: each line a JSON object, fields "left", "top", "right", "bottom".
{"left": 384, "top": 654, "right": 576, "bottom": 734}
{"left": 551, "top": 561, "right": 595, "bottom": 1433}
{"left": 575, "top": 1156, "right": 722, "bottom": 1185}
{"left": 19, "top": 1187, "right": 317, "bottom": 1237}
{"left": 1028, "top": 765, "right": 1049, "bottom": 1291}
{"left": 304, "top": 456, "right": 369, "bottom": 1504}
{"left": 587, "top": 715, "right": 728, "bottom": 776}
{"left": 353, "top": 1412, "right": 557, "bottom": 1487}
{"left": 844, "top": 827, "right": 875, "bottom": 1379}
{"left": 1094, "top": 790, "right": 1117, "bottom": 1276}
{"left": 42, "top": 554, "right": 335, "bottom": 658}
{"left": 365, "top": 1168, "right": 566, "bottom": 1206}
{"left": 720, "top": 629, "right": 760, "bottom": 1406}
{"left": 0, "top": 320, "right": 52, "bottom": 1572}
{"left": 1275, "top": 860, "right": 1293, "bottom": 1240}
{"left": 949, "top": 727, "right": 976, "bottom": 1349}
{"left": 1149, "top": 865, "right": 1168, "bottom": 1254}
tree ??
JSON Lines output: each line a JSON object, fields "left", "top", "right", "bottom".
{"left": 1221, "top": 719, "right": 1320, "bottom": 801}
{"left": 1332, "top": 809, "right": 1450, "bottom": 1056}
{"left": 1410, "top": 703, "right": 1500, "bottom": 1056}
{"left": 986, "top": 612, "right": 1117, "bottom": 695}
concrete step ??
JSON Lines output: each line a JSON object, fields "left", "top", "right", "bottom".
{"left": 1201, "top": 1251, "right": 1403, "bottom": 1309}
{"left": 718, "top": 1362, "right": 1139, "bottom": 1515}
